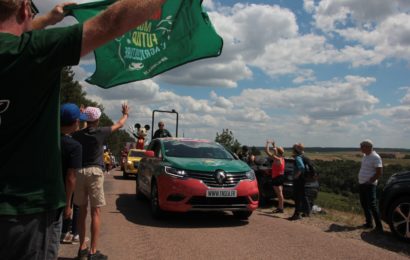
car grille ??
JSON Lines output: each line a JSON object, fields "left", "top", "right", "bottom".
{"left": 133, "top": 162, "right": 139, "bottom": 168}
{"left": 185, "top": 170, "right": 248, "bottom": 188}
{"left": 188, "top": 196, "right": 249, "bottom": 209}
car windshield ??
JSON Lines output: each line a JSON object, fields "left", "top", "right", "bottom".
{"left": 129, "top": 151, "right": 145, "bottom": 157}
{"left": 163, "top": 140, "right": 234, "bottom": 159}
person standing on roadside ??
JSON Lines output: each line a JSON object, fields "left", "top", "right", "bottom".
{"left": 73, "top": 104, "right": 129, "bottom": 259}
{"left": 288, "top": 143, "right": 310, "bottom": 220}
{"left": 0, "top": 0, "right": 166, "bottom": 258}
{"left": 358, "top": 139, "right": 383, "bottom": 231}
{"left": 153, "top": 121, "right": 172, "bottom": 139}
{"left": 265, "top": 140, "right": 285, "bottom": 213}
{"left": 60, "top": 103, "right": 86, "bottom": 244}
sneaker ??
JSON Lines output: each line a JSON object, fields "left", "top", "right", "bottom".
{"left": 88, "top": 251, "right": 108, "bottom": 260}
{"left": 272, "top": 208, "right": 284, "bottom": 213}
{"left": 288, "top": 214, "right": 302, "bottom": 221}
{"left": 361, "top": 223, "right": 374, "bottom": 229}
{"left": 61, "top": 232, "right": 73, "bottom": 244}
{"left": 374, "top": 225, "right": 384, "bottom": 233}
{"left": 71, "top": 234, "right": 80, "bottom": 244}
{"left": 77, "top": 247, "right": 89, "bottom": 260}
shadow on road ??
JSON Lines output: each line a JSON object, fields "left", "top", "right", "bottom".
{"left": 325, "top": 223, "right": 362, "bottom": 232}
{"left": 115, "top": 193, "right": 249, "bottom": 229}
{"left": 113, "top": 175, "right": 136, "bottom": 181}
{"left": 361, "top": 230, "right": 410, "bottom": 256}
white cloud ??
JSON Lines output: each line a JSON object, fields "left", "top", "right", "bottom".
{"left": 400, "top": 88, "right": 410, "bottom": 105}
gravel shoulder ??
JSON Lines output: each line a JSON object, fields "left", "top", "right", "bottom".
{"left": 257, "top": 203, "right": 410, "bottom": 258}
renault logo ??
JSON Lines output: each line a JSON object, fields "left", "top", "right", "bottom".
{"left": 215, "top": 170, "right": 226, "bottom": 184}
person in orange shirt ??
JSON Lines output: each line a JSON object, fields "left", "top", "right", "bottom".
{"left": 265, "top": 140, "right": 285, "bottom": 213}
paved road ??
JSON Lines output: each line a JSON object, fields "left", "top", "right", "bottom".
{"left": 58, "top": 169, "right": 408, "bottom": 260}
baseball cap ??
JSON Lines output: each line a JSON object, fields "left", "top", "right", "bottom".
{"left": 84, "top": 106, "right": 102, "bottom": 122}
{"left": 61, "top": 103, "right": 87, "bottom": 126}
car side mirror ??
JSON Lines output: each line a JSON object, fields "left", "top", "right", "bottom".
{"left": 145, "top": 150, "right": 155, "bottom": 157}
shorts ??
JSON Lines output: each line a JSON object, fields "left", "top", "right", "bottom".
{"left": 74, "top": 166, "right": 106, "bottom": 207}
{"left": 272, "top": 175, "right": 285, "bottom": 186}
{"left": 0, "top": 208, "right": 62, "bottom": 260}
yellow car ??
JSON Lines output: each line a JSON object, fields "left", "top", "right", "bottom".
{"left": 123, "top": 149, "right": 146, "bottom": 178}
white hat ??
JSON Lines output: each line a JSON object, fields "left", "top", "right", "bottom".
{"left": 84, "top": 107, "right": 101, "bottom": 122}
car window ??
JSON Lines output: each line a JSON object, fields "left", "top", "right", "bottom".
{"left": 163, "top": 140, "right": 234, "bottom": 159}
{"left": 129, "top": 151, "right": 146, "bottom": 157}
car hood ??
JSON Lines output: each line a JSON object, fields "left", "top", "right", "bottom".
{"left": 165, "top": 157, "right": 250, "bottom": 172}
{"left": 128, "top": 157, "right": 143, "bottom": 162}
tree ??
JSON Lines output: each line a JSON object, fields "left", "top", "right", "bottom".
{"left": 215, "top": 129, "right": 241, "bottom": 152}
{"left": 60, "top": 67, "right": 134, "bottom": 158}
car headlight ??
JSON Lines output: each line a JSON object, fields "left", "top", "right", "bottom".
{"left": 127, "top": 160, "right": 132, "bottom": 164}
{"left": 164, "top": 166, "right": 186, "bottom": 179}
{"left": 245, "top": 169, "right": 256, "bottom": 180}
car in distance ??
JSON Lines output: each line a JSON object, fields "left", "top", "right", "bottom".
{"left": 136, "top": 138, "right": 259, "bottom": 219}
{"left": 123, "top": 149, "right": 146, "bottom": 178}
{"left": 252, "top": 156, "right": 319, "bottom": 207}
{"left": 379, "top": 171, "right": 410, "bottom": 242}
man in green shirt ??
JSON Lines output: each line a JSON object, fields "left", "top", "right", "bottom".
{"left": 0, "top": 0, "right": 165, "bottom": 259}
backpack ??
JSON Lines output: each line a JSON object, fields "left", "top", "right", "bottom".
{"left": 301, "top": 155, "right": 318, "bottom": 180}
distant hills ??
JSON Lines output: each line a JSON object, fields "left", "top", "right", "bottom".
{"left": 253, "top": 147, "right": 410, "bottom": 153}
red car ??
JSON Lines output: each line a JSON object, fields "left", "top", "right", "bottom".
{"left": 136, "top": 138, "right": 259, "bottom": 219}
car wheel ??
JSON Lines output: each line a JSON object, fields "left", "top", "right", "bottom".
{"left": 387, "top": 196, "right": 410, "bottom": 242}
{"left": 150, "top": 181, "right": 163, "bottom": 219}
{"left": 123, "top": 170, "right": 128, "bottom": 179}
{"left": 135, "top": 175, "right": 144, "bottom": 201}
{"left": 232, "top": 211, "right": 253, "bottom": 220}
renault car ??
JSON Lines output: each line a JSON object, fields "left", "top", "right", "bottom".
{"left": 136, "top": 138, "right": 259, "bottom": 219}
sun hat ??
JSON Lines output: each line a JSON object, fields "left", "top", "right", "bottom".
{"left": 60, "top": 103, "right": 87, "bottom": 126}
{"left": 84, "top": 107, "right": 102, "bottom": 122}
{"left": 276, "top": 146, "right": 284, "bottom": 155}
{"left": 292, "top": 143, "right": 304, "bottom": 154}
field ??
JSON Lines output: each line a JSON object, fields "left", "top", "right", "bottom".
{"left": 258, "top": 148, "right": 410, "bottom": 217}
{"left": 263, "top": 147, "right": 410, "bottom": 167}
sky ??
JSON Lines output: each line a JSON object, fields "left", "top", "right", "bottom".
{"left": 39, "top": 0, "right": 410, "bottom": 148}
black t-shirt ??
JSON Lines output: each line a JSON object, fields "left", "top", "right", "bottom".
{"left": 73, "top": 126, "right": 111, "bottom": 168}
{"left": 61, "top": 134, "right": 82, "bottom": 185}
{"left": 153, "top": 129, "right": 172, "bottom": 139}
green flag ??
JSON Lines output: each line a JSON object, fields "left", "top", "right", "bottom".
{"left": 66, "top": 0, "right": 223, "bottom": 88}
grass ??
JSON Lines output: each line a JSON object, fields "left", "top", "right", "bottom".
{"left": 315, "top": 191, "right": 362, "bottom": 214}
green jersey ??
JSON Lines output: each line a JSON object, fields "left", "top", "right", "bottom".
{"left": 0, "top": 24, "right": 83, "bottom": 215}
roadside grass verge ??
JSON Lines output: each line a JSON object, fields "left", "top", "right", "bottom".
{"left": 314, "top": 191, "right": 366, "bottom": 226}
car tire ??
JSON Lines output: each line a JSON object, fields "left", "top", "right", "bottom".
{"left": 135, "top": 175, "right": 144, "bottom": 201}
{"left": 123, "top": 170, "right": 128, "bottom": 179}
{"left": 232, "top": 211, "right": 253, "bottom": 220}
{"left": 387, "top": 196, "right": 410, "bottom": 242}
{"left": 151, "top": 181, "right": 163, "bottom": 219}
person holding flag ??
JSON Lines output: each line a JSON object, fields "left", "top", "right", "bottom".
{"left": 0, "top": 0, "right": 165, "bottom": 259}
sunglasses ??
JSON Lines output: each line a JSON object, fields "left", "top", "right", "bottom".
{"left": 30, "top": 1, "right": 39, "bottom": 17}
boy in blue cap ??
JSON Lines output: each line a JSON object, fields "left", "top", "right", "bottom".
{"left": 60, "top": 103, "right": 86, "bottom": 244}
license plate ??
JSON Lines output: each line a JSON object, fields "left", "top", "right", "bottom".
{"left": 206, "top": 190, "right": 237, "bottom": 197}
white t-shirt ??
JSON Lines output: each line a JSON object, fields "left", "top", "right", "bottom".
{"left": 358, "top": 151, "right": 383, "bottom": 185}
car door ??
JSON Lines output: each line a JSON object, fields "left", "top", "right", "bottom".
{"left": 139, "top": 140, "right": 163, "bottom": 196}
